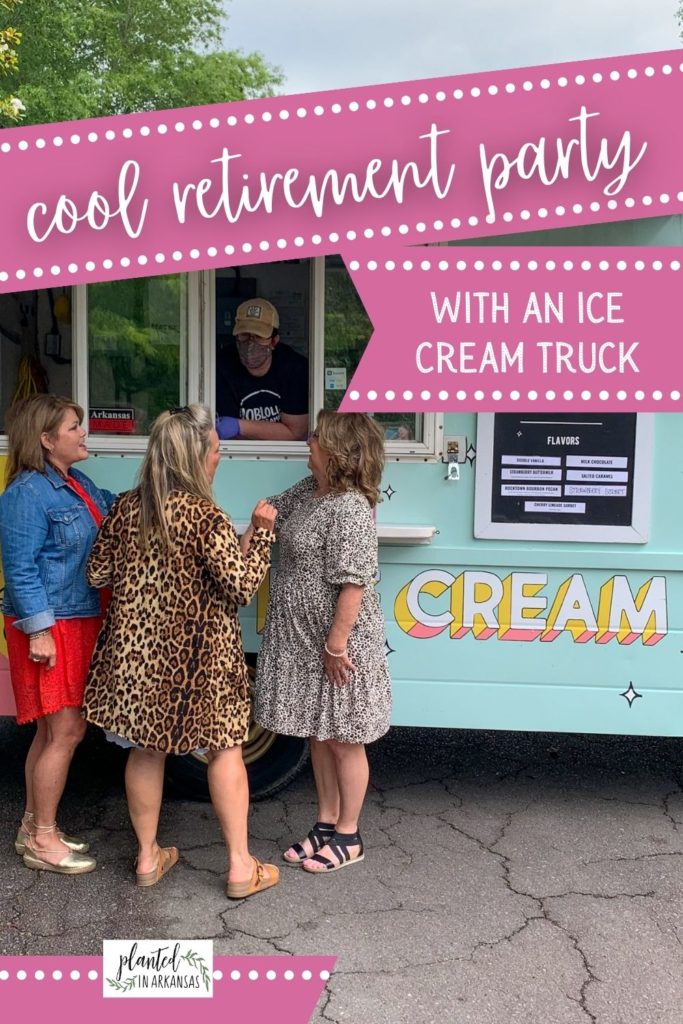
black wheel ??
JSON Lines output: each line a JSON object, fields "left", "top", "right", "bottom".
{"left": 166, "top": 725, "right": 309, "bottom": 801}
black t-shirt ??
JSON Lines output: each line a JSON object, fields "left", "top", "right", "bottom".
{"left": 216, "top": 343, "right": 309, "bottom": 422}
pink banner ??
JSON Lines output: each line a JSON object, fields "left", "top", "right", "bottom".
{"left": 0, "top": 956, "right": 334, "bottom": 1023}
{"left": 0, "top": 50, "right": 682, "bottom": 294}
{"left": 339, "top": 246, "right": 683, "bottom": 411}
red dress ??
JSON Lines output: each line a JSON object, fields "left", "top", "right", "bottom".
{"left": 5, "top": 476, "right": 109, "bottom": 725}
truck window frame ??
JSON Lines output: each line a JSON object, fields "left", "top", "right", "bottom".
{"left": 0, "top": 260, "right": 442, "bottom": 461}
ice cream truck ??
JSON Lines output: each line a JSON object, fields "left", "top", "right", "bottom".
{"left": 0, "top": 214, "right": 680, "bottom": 797}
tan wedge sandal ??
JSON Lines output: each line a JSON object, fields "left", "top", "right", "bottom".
{"left": 226, "top": 857, "right": 279, "bottom": 900}
{"left": 135, "top": 846, "right": 179, "bottom": 888}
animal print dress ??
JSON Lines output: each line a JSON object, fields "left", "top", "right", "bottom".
{"left": 82, "top": 490, "right": 274, "bottom": 754}
{"left": 253, "top": 476, "right": 392, "bottom": 744}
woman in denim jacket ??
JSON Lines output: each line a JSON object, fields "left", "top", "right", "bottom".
{"left": 0, "top": 394, "right": 116, "bottom": 875}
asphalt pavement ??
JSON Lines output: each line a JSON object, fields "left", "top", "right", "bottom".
{"left": 2, "top": 720, "right": 683, "bottom": 1023}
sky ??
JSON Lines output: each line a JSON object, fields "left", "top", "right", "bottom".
{"left": 221, "top": 0, "right": 681, "bottom": 96}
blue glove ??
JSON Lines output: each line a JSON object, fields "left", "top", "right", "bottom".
{"left": 216, "top": 415, "right": 241, "bottom": 440}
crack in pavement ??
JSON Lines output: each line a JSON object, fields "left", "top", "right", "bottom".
{"left": 371, "top": 792, "right": 416, "bottom": 867}
{"left": 216, "top": 906, "right": 448, "bottom": 962}
{"left": 373, "top": 776, "right": 456, "bottom": 795}
{"left": 545, "top": 890, "right": 655, "bottom": 901}
{"left": 583, "top": 851, "right": 683, "bottom": 866}
{"left": 661, "top": 787, "right": 682, "bottom": 831}
{"left": 6, "top": 871, "right": 41, "bottom": 936}
{"left": 653, "top": 918, "right": 683, "bottom": 950}
{"left": 317, "top": 984, "right": 337, "bottom": 1024}
{"left": 170, "top": 856, "right": 225, "bottom": 879}
{"left": 215, "top": 913, "right": 298, "bottom": 954}
{"left": 437, "top": 806, "right": 604, "bottom": 1022}
{"left": 586, "top": 793, "right": 678, "bottom": 810}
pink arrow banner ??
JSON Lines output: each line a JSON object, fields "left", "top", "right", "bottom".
{"left": 0, "top": 956, "right": 334, "bottom": 1023}
{"left": 0, "top": 50, "right": 682, "bottom": 294}
{"left": 339, "top": 247, "right": 683, "bottom": 411}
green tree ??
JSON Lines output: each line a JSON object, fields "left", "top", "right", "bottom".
{"left": 0, "top": 0, "right": 24, "bottom": 124}
{"left": 6, "top": 0, "right": 282, "bottom": 125}
{"left": 0, "top": 2, "right": 284, "bottom": 416}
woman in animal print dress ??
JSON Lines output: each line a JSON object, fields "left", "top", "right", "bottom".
{"left": 253, "top": 411, "right": 392, "bottom": 874}
{"left": 82, "top": 405, "right": 280, "bottom": 899}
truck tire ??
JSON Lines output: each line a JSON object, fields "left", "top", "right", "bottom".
{"left": 166, "top": 724, "right": 309, "bottom": 801}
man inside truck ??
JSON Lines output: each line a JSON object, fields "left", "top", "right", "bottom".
{"left": 215, "top": 298, "right": 309, "bottom": 442}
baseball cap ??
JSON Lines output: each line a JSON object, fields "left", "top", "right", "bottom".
{"left": 233, "top": 298, "right": 279, "bottom": 338}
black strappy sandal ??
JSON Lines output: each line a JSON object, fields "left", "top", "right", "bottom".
{"left": 282, "top": 821, "right": 336, "bottom": 866}
{"left": 301, "top": 830, "right": 364, "bottom": 873}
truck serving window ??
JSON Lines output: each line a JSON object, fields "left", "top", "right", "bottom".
{"left": 88, "top": 275, "right": 188, "bottom": 437}
{"left": 212, "top": 256, "right": 431, "bottom": 452}
{"left": 214, "top": 260, "right": 311, "bottom": 443}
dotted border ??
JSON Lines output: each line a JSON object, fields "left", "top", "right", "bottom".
{"left": 2, "top": 228, "right": 681, "bottom": 287}
{"left": 0, "top": 58, "right": 682, "bottom": 283}
{"left": 0, "top": 59, "right": 680, "bottom": 157}
{"left": 348, "top": 256, "right": 683, "bottom": 273}
{"left": 0, "top": 967, "right": 331, "bottom": 983}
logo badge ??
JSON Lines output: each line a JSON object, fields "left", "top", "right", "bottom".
{"left": 103, "top": 939, "right": 214, "bottom": 998}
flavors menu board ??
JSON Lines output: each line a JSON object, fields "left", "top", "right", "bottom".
{"left": 490, "top": 413, "right": 637, "bottom": 526}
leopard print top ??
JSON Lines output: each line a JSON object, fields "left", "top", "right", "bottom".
{"left": 82, "top": 490, "right": 274, "bottom": 754}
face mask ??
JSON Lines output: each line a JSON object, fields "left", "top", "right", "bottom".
{"left": 237, "top": 339, "right": 272, "bottom": 370}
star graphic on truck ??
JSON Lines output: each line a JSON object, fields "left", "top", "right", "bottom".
{"left": 620, "top": 682, "right": 642, "bottom": 708}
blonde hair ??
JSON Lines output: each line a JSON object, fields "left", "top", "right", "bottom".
{"left": 5, "top": 394, "right": 85, "bottom": 486}
{"left": 316, "top": 411, "right": 385, "bottom": 507}
{"left": 137, "top": 404, "right": 215, "bottom": 552}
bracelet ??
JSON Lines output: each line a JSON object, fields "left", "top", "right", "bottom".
{"left": 324, "top": 642, "right": 347, "bottom": 658}
{"left": 29, "top": 629, "right": 51, "bottom": 641}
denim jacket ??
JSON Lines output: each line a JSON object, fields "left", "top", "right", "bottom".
{"left": 0, "top": 464, "right": 117, "bottom": 634}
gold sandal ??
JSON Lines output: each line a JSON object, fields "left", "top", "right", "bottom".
{"left": 226, "top": 857, "right": 279, "bottom": 899}
{"left": 136, "top": 846, "right": 179, "bottom": 888}
{"left": 22, "top": 825, "right": 96, "bottom": 875}
{"left": 15, "top": 813, "right": 90, "bottom": 855}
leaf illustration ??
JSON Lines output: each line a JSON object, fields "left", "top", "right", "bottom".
{"left": 181, "top": 951, "right": 211, "bottom": 992}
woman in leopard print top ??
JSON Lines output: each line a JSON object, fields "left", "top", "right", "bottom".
{"left": 82, "top": 405, "right": 280, "bottom": 898}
